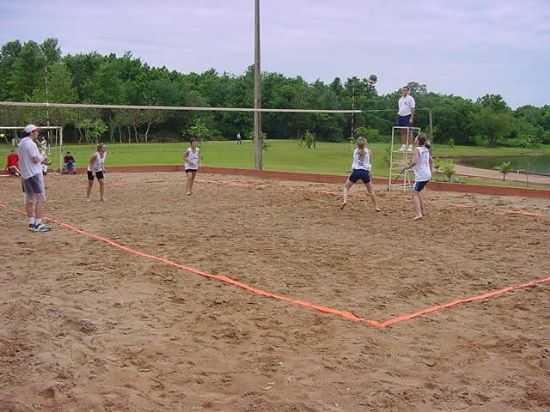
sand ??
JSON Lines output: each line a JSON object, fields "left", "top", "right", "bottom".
{"left": 1, "top": 172, "right": 549, "bottom": 412}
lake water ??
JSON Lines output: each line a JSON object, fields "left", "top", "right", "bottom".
{"left": 460, "top": 155, "right": 550, "bottom": 175}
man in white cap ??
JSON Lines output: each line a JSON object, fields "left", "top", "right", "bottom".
{"left": 18, "top": 124, "right": 50, "bottom": 232}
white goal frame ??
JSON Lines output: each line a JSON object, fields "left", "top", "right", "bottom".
{"left": 0, "top": 126, "right": 64, "bottom": 174}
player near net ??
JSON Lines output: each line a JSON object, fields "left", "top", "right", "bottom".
{"left": 401, "top": 133, "right": 433, "bottom": 220}
{"left": 86, "top": 143, "right": 107, "bottom": 202}
{"left": 340, "top": 136, "right": 381, "bottom": 212}
{"left": 183, "top": 137, "right": 200, "bottom": 196}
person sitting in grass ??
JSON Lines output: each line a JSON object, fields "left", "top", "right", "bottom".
{"left": 63, "top": 151, "right": 77, "bottom": 174}
{"left": 6, "top": 149, "right": 20, "bottom": 176}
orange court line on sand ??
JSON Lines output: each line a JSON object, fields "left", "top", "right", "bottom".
{"left": 1, "top": 200, "right": 549, "bottom": 329}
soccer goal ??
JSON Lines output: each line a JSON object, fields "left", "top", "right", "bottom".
{"left": 0, "top": 126, "right": 64, "bottom": 174}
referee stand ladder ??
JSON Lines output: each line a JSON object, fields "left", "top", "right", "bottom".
{"left": 387, "top": 126, "right": 421, "bottom": 191}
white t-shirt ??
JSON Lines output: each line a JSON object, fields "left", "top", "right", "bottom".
{"left": 398, "top": 95, "right": 416, "bottom": 116}
{"left": 351, "top": 148, "right": 371, "bottom": 171}
{"left": 185, "top": 147, "right": 200, "bottom": 170}
{"left": 88, "top": 151, "right": 106, "bottom": 172}
{"left": 414, "top": 146, "right": 432, "bottom": 182}
{"left": 17, "top": 137, "right": 44, "bottom": 179}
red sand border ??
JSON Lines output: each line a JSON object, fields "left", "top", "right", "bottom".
{"left": 43, "top": 165, "right": 550, "bottom": 199}
{"left": 3, "top": 165, "right": 550, "bottom": 198}
{"left": 2, "top": 201, "right": 548, "bottom": 329}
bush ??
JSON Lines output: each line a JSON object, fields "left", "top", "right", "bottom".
{"left": 472, "top": 135, "right": 488, "bottom": 146}
{"left": 448, "top": 138, "right": 455, "bottom": 149}
{"left": 495, "top": 161, "right": 513, "bottom": 181}
{"left": 299, "top": 130, "right": 317, "bottom": 149}
{"left": 354, "top": 127, "right": 385, "bottom": 143}
{"left": 437, "top": 160, "right": 457, "bottom": 182}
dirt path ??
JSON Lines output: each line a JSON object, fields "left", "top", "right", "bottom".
{"left": 455, "top": 164, "right": 550, "bottom": 185}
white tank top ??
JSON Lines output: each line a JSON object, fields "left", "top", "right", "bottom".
{"left": 88, "top": 151, "right": 106, "bottom": 172}
{"left": 185, "top": 147, "right": 200, "bottom": 170}
{"left": 351, "top": 148, "right": 371, "bottom": 171}
{"left": 414, "top": 146, "right": 431, "bottom": 182}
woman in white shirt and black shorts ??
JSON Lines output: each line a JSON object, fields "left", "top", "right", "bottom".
{"left": 402, "top": 133, "right": 433, "bottom": 220}
{"left": 341, "top": 136, "right": 381, "bottom": 212}
{"left": 184, "top": 137, "right": 200, "bottom": 195}
{"left": 86, "top": 143, "right": 107, "bottom": 202}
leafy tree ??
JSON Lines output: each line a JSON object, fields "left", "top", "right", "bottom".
{"left": 9, "top": 41, "right": 47, "bottom": 100}
{"left": 477, "top": 94, "right": 509, "bottom": 112}
{"left": 187, "top": 118, "right": 211, "bottom": 141}
{"left": 1, "top": 38, "right": 549, "bottom": 147}
{"left": 472, "top": 108, "right": 514, "bottom": 146}
{"left": 0, "top": 40, "right": 22, "bottom": 100}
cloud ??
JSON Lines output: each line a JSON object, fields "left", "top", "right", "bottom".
{"left": 0, "top": 0, "right": 548, "bottom": 107}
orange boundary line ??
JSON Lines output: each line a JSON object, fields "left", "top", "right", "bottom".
{"left": 0, "top": 201, "right": 377, "bottom": 327}
{"left": 378, "top": 276, "right": 550, "bottom": 327}
{"left": 1, "top": 200, "right": 548, "bottom": 329}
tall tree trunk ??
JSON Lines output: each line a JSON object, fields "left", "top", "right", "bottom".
{"left": 145, "top": 122, "right": 152, "bottom": 144}
{"left": 108, "top": 113, "right": 115, "bottom": 143}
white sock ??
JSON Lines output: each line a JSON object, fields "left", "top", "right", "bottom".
{"left": 28, "top": 217, "right": 35, "bottom": 225}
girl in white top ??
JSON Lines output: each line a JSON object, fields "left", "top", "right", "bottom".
{"left": 184, "top": 137, "right": 200, "bottom": 195}
{"left": 86, "top": 143, "right": 107, "bottom": 202}
{"left": 402, "top": 134, "right": 433, "bottom": 220}
{"left": 341, "top": 136, "right": 381, "bottom": 211}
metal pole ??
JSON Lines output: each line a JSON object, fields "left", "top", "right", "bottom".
{"left": 351, "top": 84, "right": 355, "bottom": 138}
{"left": 59, "top": 127, "right": 63, "bottom": 174}
{"left": 428, "top": 109, "right": 433, "bottom": 142}
{"left": 254, "top": 0, "right": 263, "bottom": 170}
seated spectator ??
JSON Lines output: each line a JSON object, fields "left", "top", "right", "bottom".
{"left": 6, "top": 149, "right": 20, "bottom": 176}
{"left": 63, "top": 151, "right": 77, "bottom": 174}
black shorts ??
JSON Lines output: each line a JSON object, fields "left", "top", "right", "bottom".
{"left": 397, "top": 115, "right": 411, "bottom": 127}
{"left": 87, "top": 171, "right": 104, "bottom": 181}
{"left": 185, "top": 169, "right": 198, "bottom": 174}
{"left": 414, "top": 180, "right": 429, "bottom": 192}
{"left": 349, "top": 169, "right": 371, "bottom": 183}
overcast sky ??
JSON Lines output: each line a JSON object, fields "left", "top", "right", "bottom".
{"left": 1, "top": 0, "right": 549, "bottom": 108}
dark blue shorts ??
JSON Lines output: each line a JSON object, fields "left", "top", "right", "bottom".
{"left": 22, "top": 174, "right": 44, "bottom": 194}
{"left": 349, "top": 169, "right": 371, "bottom": 183}
{"left": 397, "top": 115, "right": 411, "bottom": 127}
{"left": 414, "top": 180, "right": 429, "bottom": 192}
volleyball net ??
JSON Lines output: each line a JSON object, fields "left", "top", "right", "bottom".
{"left": 0, "top": 100, "right": 363, "bottom": 172}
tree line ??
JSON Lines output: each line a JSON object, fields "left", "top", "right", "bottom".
{"left": 0, "top": 38, "right": 549, "bottom": 146}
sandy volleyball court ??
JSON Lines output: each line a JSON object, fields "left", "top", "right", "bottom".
{"left": 1, "top": 172, "right": 549, "bottom": 411}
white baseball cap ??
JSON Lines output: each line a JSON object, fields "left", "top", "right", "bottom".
{"left": 24, "top": 124, "right": 39, "bottom": 134}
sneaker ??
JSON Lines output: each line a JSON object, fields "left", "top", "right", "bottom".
{"left": 28, "top": 224, "right": 35, "bottom": 231}
{"left": 407, "top": 145, "right": 414, "bottom": 152}
{"left": 32, "top": 223, "right": 51, "bottom": 232}
{"left": 399, "top": 145, "right": 406, "bottom": 152}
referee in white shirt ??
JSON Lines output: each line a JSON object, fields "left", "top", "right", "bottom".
{"left": 397, "top": 86, "right": 416, "bottom": 151}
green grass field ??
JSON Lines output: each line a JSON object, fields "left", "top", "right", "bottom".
{"left": 2, "top": 140, "right": 549, "bottom": 178}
